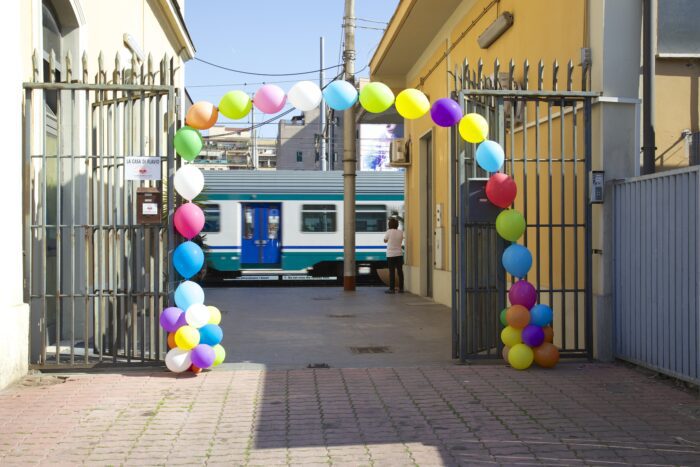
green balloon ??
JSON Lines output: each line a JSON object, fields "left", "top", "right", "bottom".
{"left": 499, "top": 308, "right": 508, "bottom": 327}
{"left": 212, "top": 344, "right": 226, "bottom": 367}
{"left": 174, "top": 126, "right": 203, "bottom": 161}
{"left": 496, "top": 209, "right": 526, "bottom": 242}
{"left": 219, "top": 90, "right": 252, "bottom": 120}
{"left": 359, "top": 82, "right": 395, "bottom": 113}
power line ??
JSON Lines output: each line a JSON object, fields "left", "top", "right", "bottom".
{"left": 194, "top": 57, "right": 343, "bottom": 77}
{"left": 347, "top": 16, "right": 389, "bottom": 25}
{"left": 188, "top": 79, "right": 301, "bottom": 88}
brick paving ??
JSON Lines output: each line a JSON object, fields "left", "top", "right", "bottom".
{"left": 0, "top": 363, "right": 699, "bottom": 466}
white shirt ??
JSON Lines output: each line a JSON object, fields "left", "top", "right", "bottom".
{"left": 384, "top": 229, "right": 404, "bottom": 258}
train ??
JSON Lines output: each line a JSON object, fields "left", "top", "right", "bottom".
{"left": 199, "top": 170, "right": 404, "bottom": 280}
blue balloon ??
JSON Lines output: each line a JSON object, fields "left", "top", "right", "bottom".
{"left": 530, "top": 304, "right": 553, "bottom": 327}
{"left": 476, "top": 140, "right": 505, "bottom": 172}
{"left": 173, "top": 241, "right": 204, "bottom": 279}
{"left": 174, "top": 280, "right": 204, "bottom": 311}
{"left": 323, "top": 80, "right": 358, "bottom": 111}
{"left": 502, "top": 244, "right": 532, "bottom": 278}
{"left": 199, "top": 324, "right": 223, "bottom": 346}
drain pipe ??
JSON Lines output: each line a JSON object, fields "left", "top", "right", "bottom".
{"left": 641, "top": 0, "right": 656, "bottom": 175}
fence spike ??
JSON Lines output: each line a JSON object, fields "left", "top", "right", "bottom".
{"left": 49, "top": 49, "right": 56, "bottom": 83}
{"left": 114, "top": 52, "right": 121, "bottom": 84}
{"left": 494, "top": 58, "right": 500, "bottom": 90}
{"left": 553, "top": 59, "right": 559, "bottom": 91}
{"left": 82, "top": 51, "right": 88, "bottom": 84}
{"left": 538, "top": 60, "right": 544, "bottom": 91}
{"left": 147, "top": 53, "right": 154, "bottom": 85}
{"left": 32, "top": 49, "right": 39, "bottom": 82}
{"left": 65, "top": 50, "right": 72, "bottom": 83}
{"left": 522, "top": 59, "right": 529, "bottom": 90}
{"left": 464, "top": 59, "right": 470, "bottom": 89}
{"left": 567, "top": 59, "right": 574, "bottom": 91}
{"left": 508, "top": 59, "right": 515, "bottom": 90}
{"left": 98, "top": 51, "right": 104, "bottom": 84}
{"left": 131, "top": 54, "right": 138, "bottom": 84}
{"left": 477, "top": 58, "right": 483, "bottom": 89}
{"left": 161, "top": 53, "right": 168, "bottom": 85}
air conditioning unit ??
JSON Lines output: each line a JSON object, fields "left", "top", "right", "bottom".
{"left": 389, "top": 138, "right": 410, "bottom": 166}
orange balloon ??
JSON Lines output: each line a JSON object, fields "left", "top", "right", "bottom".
{"left": 502, "top": 346, "right": 510, "bottom": 361}
{"left": 186, "top": 101, "right": 218, "bottom": 130}
{"left": 190, "top": 364, "right": 202, "bottom": 374}
{"left": 533, "top": 342, "right": 560, "bottom": 368}
{"left": 167, "top": 332, "right": 177, "bottom": 349}
{"left": 506, "top": 305, "right": 530, "bottom": 328}
{"left": 543, "top": 326, "right": 554, "bottom": 343}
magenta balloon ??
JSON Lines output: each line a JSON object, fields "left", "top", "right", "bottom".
{"left": 160, "top": 307, "right": 184, "bottom": 332}
{"left": 174, "top": 203, "right": 205, "bottom": 239}
{"left": 521, "top": 324, "right": 545, "bottom": 347}
{"left": 191, "top": 344, "right": 216, "bottom": 369}
{"left": 254, "top": 84, "right": 287, "bottom": 114}
{"left": 509, "top": 280, "right": 537, "bottom": 309}
{"left": 430, "top": 98, "right": 463, "bottom": 127}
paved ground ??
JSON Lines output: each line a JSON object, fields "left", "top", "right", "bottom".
{"left": 2, "top": 287, "right": 700, "bottom": 466}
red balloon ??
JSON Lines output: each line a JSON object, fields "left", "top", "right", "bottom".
{"left": 486, "top": 173, "right": 517, "bottom": 208}
{"left": 533, "top": 342, "right": 560, "bottom": 368}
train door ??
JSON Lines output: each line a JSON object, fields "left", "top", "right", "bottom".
{"left": 241, "top": 203, "right": 282, "bottom": 267}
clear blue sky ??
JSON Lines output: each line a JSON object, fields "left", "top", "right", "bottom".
{"left": 184, "top": 0, "right": 399, "bottom": 137}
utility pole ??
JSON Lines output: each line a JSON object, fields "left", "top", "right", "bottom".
{"left": 320, "top": 36, "right": 327, "bottom": 171}
{"left": 342, "top": 0, "right": 357, "bottom": 291}
{"left": 641, "top": 0, "right": 655, "bottom": 175}
{"left": 250, "top": 107, "right": 257, "bottom": 169}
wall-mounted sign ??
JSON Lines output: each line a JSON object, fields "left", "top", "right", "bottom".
{"left": 125, "top": 156, "right": 161, "bottom": 181}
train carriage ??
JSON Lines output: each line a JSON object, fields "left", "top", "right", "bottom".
{"left": 200, "top": 170, "right": 404, "bottom": 280}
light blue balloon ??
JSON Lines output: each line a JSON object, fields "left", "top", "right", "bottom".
{"left": 476, "top": 140, "right": 505, "bottom": 172}
{"left": 323, "top": 80, "right": 358, "bottom": 111}
{"left": 502, "top": 244, "right": 532, "bottom": 278}
{"left": 199, "top": 324, "right": 223, "bottom": 346}
{"left": 530, "top": 304, "right": 553, "bottom": 327}
{"left": 173, "top": 241, "right": 204, "bottom": 280}
{"left": 174, "top": 281, "right": 204, "bottom": 311}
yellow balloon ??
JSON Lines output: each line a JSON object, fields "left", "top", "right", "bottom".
{"left": 207, "top": 305, "right": 221, "bottom": 325}
{"left": 359, "top": 82, "right": 395, "bottom": 113}
{"left": 459, "top": 113, "right": 489, "bottom": 143}
{"left": 508, "top": 343, "right": 534, "bottom": 370}
{"left": 395, "top": 88, "right": 430, "bottom": 120}
{"left": 174, "top": 325, "right": 200, "bottom": 350}
{"left": 501, "top": 325, "right": 522, "bottom": 348}
{"left": 219, "top": 90, "right": 252, "bottom": 120}
{"left": 213, "top": 344, "right": 226, "bottom": 367}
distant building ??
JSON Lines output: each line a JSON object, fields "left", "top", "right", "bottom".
{"left": 276, "top": 107, "right": 344, "bottom": 170}
{"left": 199, "top": 126, "right": 277, "bottom": 170}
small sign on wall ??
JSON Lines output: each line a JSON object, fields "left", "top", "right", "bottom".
{"left": 125, "top": 156, "right": 161, "bottom": 181}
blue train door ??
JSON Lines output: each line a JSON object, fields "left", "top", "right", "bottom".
{"left": 241, "top": 203, "right": 282, "bottom": 267}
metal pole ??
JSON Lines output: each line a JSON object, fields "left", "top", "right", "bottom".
{"left": 342, "top": 0, "right": 357, "bottom": 291}
{"left": 251, "top": 105, "right": 256, "bottom": 169}
{"left": 320, "top": 36, "right": 327, "bottom": 171}
{"left": 642, "top": 0, "right": 655, "bottom": 175}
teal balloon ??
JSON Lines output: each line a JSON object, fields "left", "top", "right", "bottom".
{"left": 173, "top": 241, "right": 204, "bottom": 280}
{"left": 530, "top": 304, "right": 553, "bottom": 327}
{"left": 174, "top": 126, "right": 203, "bottom": 161}
{"left": 174, "top": 281, "right": 204, "bottom": 311}
{"left": 323, "top": 81, "right": 358, "bottom": 111}
{"left": 199, "top": 324, "right": 223, "bottom": 346}
{"left": 502, "top": 244, "right": 532, "bottom": 278}
{"left": 476, "top": 140, "right": 505, "bottom": 172}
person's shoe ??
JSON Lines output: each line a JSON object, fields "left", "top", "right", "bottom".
{"left": 384, "top": 289, "right": 395, "bottom": 294}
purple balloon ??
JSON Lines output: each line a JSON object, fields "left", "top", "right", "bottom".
{"left": 522, "top": 324, "right": 545, "bottom": 347}
{"left": 430, "top": 98, "right": 463, "bottom": 127}
{"left": 191, "top": 344, "right": 216, "bottom": 369}
{"left": 509, "top": 280, "right": 537, "bottom": 309}
{"left": 159, "top": 307, "right": 184, "bottom": 332}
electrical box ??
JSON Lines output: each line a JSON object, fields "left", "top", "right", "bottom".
{"left": 435, "top": 203, "right": 443, "bottom": 227}
{"left": 136, "top": 187, "right": 161, "bottom": 225}
{"left": 434, "top": 227, "right": 443, "bottom": 269}
{"left": 589, "top": 171, "right": 604, "bottom": 204}
{"left": 465, "top": 179, "right": 501, "bottom": 223}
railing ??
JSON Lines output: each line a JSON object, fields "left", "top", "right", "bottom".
{"left": 613, "top": 166, "right": 700, "bottom": 384}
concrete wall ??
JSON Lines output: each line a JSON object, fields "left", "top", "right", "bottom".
{"left": 277, "top": 107, "right": 344, "bottom": 170}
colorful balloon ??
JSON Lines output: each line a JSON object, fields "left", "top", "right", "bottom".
{"left": 174, "top": 325, "right": 200, "bottom": 350}
{"left": 501, "top": 325, "right": 522, "bottom": 347}
{"left": 495, "top": 209, "right": 526, "bottom": 242}
{"left": 190, "top": 364, "right": 202, "bottom": 374}
{"left": 174, "top": 203, "right": 205, "bottom": 240}
{"left": 508, "top": 343, "right": 534, "bottom": 370}
{"left": 476, "top": 140, "right": 505, "bottom": 172}
{"left": 174, "top": 165, "right": 204, "bottom": 202}
{"left": 173, "top": 126, "right": 203, "bottom": 161}
{"left": 533, "top": 342, "right": 560, "bottom": 368}
{"left": 175, "top": 281, "right": 205, "bottom": 311}
{"left": 530, "top": 304, "right": 554, "bottom": 327}
{"left": 185, "top": 303, "right": 210, "bottom": 328}
{"left": 165, "top": 347, "right": 192, "bottom": 373}
{"left": 287, "top": 81, "right": 322, "bottom": 111}
{"left": 505, "top": 304, "right": 530, "bottom": 328}
{"left": 486, "top": 173, "right": 517, "bottom": 208}
{"left": 207, "top": 306, "right": 222, "bottom": 325}
{"left": 509, "top": 280, "right": 537, "bottom": 309}
{"left": 254, "top": 84, "right": 287, "bottom": 114}
{"left": 160, "top": 306, "right": 184, "bottom": 332}
{"left": 199, "top": 324, "right": 223, "bottom": 346}
{"left": 219, "top": 90, "right": 252, "bottom": 120}
{"left": 430, "top": 98, "right": 463, "bottom": 127}
{"left": 167, "top": 332, "right": 177, "bottom": 349}
{"left": 359, "top": 82, "right": 394, "bottom": 113}
{"left": 185, "top": 101, "right": 218, "bottom": 130}
{"left": 212, "top": 344, "right": 226, "bottom": 367}
{"left": 191, "top": 344, "right": 216, "bottom": 369}
{"left": 173, "top": 241, "right": 204, "bottom": 280}
{"left": 499, "top": 308, "right": 508, "bottom": 327}
{"left": 521, "top": 324, "right": 545, "bottom": 347}
{"left": 395, "top": 88, "right": 430, "bottom": 120}
{"left": 502, "top": 345, "right": 510, "bottom": 361}
{"left": 458, "top": 113, "right": 489, "bottom": 143}
{"left": 502, "top": 244, "right": 532, "bottom": 279}
{"left": 323, "top": 80, "right": 358, "bottom": 110}
{"left": 543, "top": 326, "right": 554, "bottom": 343}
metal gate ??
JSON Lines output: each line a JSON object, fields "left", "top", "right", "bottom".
{"left": 23, "top": 50, "right": 178, "bottom": 367}
{"left": 451, "top": 59, "right": 596, "bottom": 361}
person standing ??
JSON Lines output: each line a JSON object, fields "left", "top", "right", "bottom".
{"left": 384, "top": 217, "right": 404, "bottom": 293}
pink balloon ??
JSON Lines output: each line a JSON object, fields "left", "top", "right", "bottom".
{"left": 174, "top": 203, "right": 204, "bottom": 239}
{"left": 509, "top": 280, "right": 537, "bottom": 309}
{"left": 254, "top": 84, "right": 287, "bottom": 114}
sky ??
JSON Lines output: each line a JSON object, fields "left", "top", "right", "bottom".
{"left": 184, "top": 0, "right": 399, "bottom": 138}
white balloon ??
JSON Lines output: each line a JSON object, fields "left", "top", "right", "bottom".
{"left": 185, "top": 303, "right": 210, "bottom": 328}
{"left": 174, "top": 164, "right": 204, "bottom": 201}
{"left": 287, "top": 81, "right": 323, "bottom": 111}
{"left": 165, "top": 347, "right": 191, "bottom": 373}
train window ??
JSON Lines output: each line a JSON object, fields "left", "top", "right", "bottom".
{"left": 356, "top": 205, "right": 387, "bottom": 232}
{"left": 202, "top": 204, "right": 220, "bottom": 233}
{"left": 301, "top": 204, "right": 336, "bottom": 232}
{"left": 244, "top": 207, "right": 254, "bottom": 239}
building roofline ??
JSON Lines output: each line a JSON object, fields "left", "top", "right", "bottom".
{"left": 159, "top": 0, "right": 196, "bottom": 60}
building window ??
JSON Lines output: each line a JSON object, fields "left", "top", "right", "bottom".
{"left": 657, "top": 0, "right": 700, "bottom": 56}
{"left": 296, "top": 151, "right": 303, "bottom": 163}
{"left": 243, "top": 207, "right": 254, "bottom": 239}
{"left": 301, "top": 204, "right": 336, "bottom": 232}
{"left": 356, "top": 205, "right": 387, "bottom": 233}
{"left": 202, "top": 204, "right": 220, "bottom": 233}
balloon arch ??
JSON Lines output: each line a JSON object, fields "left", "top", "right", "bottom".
{"left": 160, "top": 79, "right": 559, "bottom": 373}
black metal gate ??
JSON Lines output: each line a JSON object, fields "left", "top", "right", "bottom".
{"left": 451, "top": 59, "right": 596, "bottom": 361}
{"left": 23, "top": 50, "right": 178, "bottom": 367}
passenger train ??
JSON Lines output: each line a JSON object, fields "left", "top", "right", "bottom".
{"left": 200, "top": 170, "right": 404, "bottom": 280}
